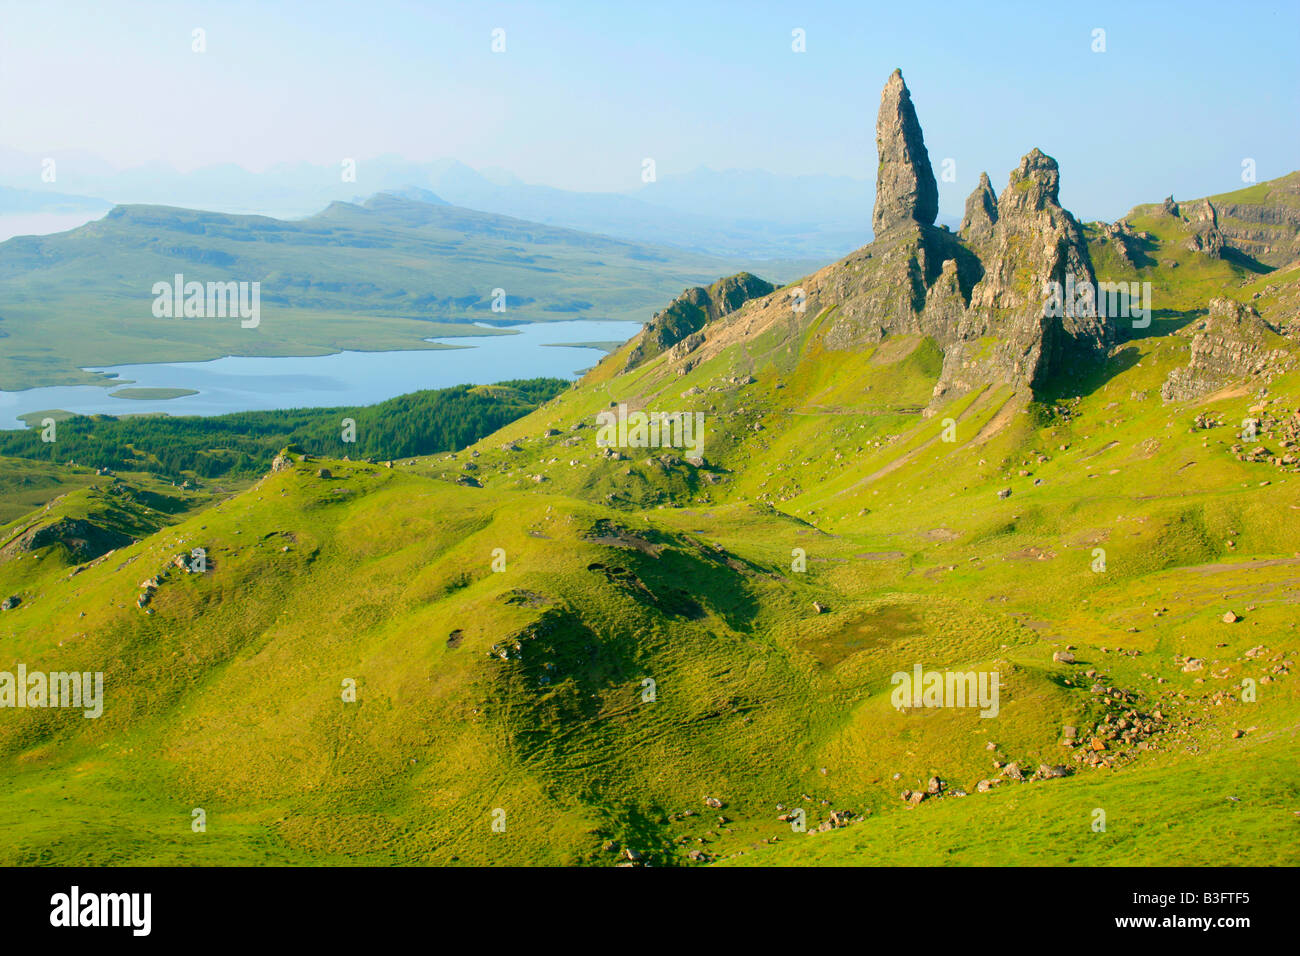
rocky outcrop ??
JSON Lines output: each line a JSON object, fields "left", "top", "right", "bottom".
{"left": 810, "top": 76, "right": 1112, "bottom": 396}
{"left": 1184, "top": 199, "right": 1225, "bottom": 258}
{"left": 704, "top": 271, "right": 774, "bottom": 316}
{"left": 624, "top": 272, "right": 774, "bottom": 370}
{"left": 962, "top": 148, "right": 1114, "bottom": 388}
{"left": 270, "top": 444, "right": 305, "bottom": 474}
{"left": 645, "top": 71, "right": 1132, "bottom": 400}
{"left": 1097, "top": 219, "right": 1148, "bottom": 268}
{"left": 872, "top": 69, "right": 939, "bottom": 236}
{"left": 820, "top": 221, "right": 980, "bottom": 354}
{"left": 959, "top": 172, "right": 998, "bottom": 243}
{"left": 1161, "top": 297, "right": 1295, "bottom": 402}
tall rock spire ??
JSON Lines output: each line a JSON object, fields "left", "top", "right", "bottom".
{"left": 872, "top": 69, "right": 939, "bottom": 236}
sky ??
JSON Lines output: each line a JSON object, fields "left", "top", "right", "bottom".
{"left": 1, "top": 0, "right": 1297, "bottom": 221}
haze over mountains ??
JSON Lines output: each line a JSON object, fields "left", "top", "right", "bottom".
{"left": 0, "top": 149, "right": 885, "bottom": 258}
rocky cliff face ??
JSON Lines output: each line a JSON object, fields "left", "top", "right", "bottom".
{"left": 1119, "top": 173, "right": 1300, "bottom": 269}
{"left": 624, "top": 272, "right": 774, "bottom": 371}
{"left": 1211, "top": 171, "right": 1300, "bottom": 267}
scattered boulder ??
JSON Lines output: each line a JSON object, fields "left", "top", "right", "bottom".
{"left": 817, "top": 809, "right": 855, "bottom": 831}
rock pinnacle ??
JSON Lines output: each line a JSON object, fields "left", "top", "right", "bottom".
{"left": 872, "top": 69, "right": 939, "bottom": 235}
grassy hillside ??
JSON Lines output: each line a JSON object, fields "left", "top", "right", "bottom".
{"left": 0, "top": 457, "right": 103, "bottom": 525}
{"left": 1, "top": 294, "right": 1297, "bottom": 865}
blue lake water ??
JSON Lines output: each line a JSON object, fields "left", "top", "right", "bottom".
{"left": 0, "top": 320, "right": 643, "bottom": 429}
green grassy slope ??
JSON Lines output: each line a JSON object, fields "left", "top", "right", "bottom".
{"left": 1, "top": 298, "right": 1296, "bottom": 865}
{"left": 0, "top": 457, "right": 103, "bottom": 525}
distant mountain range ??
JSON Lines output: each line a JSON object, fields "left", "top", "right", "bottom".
{"left": 0, "top": 149, "right": 904, "bottom": 259}
{"left": 0, "top": 186, "right": 112, "bottom": 242}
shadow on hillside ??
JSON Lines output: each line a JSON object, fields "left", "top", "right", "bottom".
{"left": 1221, "top": 247, "right": 1273, "bottom": 275}
{"left": 585, "top": 519, "right": 765, "bottom": 634}
{"left": 1125, "top": 234, "right": 1159, "bottom": 269}
{"left": 593, "top": 798, "right": 679, "bottom": 867}
{"left": 126, "top": 487, "right": 194, "bottom": 516}
{"left": 1123, "top": 307, "right": 1204, "bottom": 342}
{"left": 1039, "top": 345, "right": 1144, "bottom": 402}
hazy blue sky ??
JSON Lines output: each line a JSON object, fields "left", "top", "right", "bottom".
{"left": 1, "top": 0, "right": 1296, "bottom": 220}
